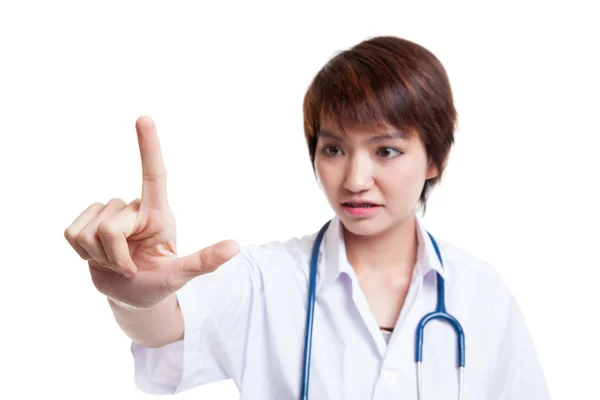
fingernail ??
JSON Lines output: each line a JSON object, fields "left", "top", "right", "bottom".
{"left": 123, "top": 270, "right": 133, "bottom": 278}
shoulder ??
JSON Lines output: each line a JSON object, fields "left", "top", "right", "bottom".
{"left": 435, "top": 237, "right": 495, "bottom": 275}
{"left": 240, "top": 229, "right": 318, "bottom": 280}
{"left": 434, "top": 236, "right": 514, "bottom": 301}
{"left": 433, "top": 237, "right": 526, "bottom": 332}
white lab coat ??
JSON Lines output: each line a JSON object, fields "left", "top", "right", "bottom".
{"left": 130, "top": 215, "right": 550, "bottom": 399}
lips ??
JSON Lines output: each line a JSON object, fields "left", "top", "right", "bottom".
{"left": 341, "top": 202, "right": 382, "bottom": 216}
{"left": 343, "top": 203, "right": 378, "bottom": 208}
{"left": 342, "top": 200, "right": 381, "bottom": 206}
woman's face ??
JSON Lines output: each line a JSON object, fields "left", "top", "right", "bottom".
{"left": 314, "top": 120, "right": 439, "bottom": 237}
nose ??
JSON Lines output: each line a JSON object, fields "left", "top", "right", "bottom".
{"left": 343, "top": 153, "right": 374, "bottom": 192}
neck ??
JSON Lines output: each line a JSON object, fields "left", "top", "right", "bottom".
{"left": 343, "top": 213, "right": 418, "bottom": 280}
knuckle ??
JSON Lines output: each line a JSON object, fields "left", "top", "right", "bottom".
{"left": 87, "top": 202, "right": 105, "bottom": 213}
{"left": 107, "top": 197, "right": 124, "bottom": 206}
{"left": 129, "top": 198, "right": 142, "bottom": 208}
{"left": 64, "top": 227, "right": 76, "bottom": 241}
{"left": 97, "top": 220, "right": 118, "bottom": 236}
{"left": 200, "top": 246, "right": 213, "bottom": 266}
{"left": 195, "top": 247, "right": 215, "bottom": 274}
{"left": 76, "top": 231, "right": 96, "bottom": 246}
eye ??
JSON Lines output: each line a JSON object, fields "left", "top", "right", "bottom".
{"left": 321, "top": 145, "right": 342, "bottom": 156}
{"left": 377, "top": 147, "right": 404, "bottom": 158}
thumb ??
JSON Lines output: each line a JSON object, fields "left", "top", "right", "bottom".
{"left": 172, "top": 239, "right": 241, "bottom": 280}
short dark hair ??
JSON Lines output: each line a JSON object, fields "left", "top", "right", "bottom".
{"left": 303, "top": 36, "right": 457, "bottom": 214}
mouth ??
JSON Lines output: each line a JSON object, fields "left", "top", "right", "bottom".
{"left": 341, "top": 202, "right": 383, "bottom": 217}
{"left": 341, "top": 202, "right": 381, "bottom": 208}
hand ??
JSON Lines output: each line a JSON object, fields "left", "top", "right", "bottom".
{"left": 64, "top": 116, "right": 240, "bottom": 308}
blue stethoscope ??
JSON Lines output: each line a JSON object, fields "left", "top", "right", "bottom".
{"left": 300, "top": 220, "right": 466, "bottom": 400}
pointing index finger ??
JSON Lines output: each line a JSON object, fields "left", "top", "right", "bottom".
{"left": 136, "top": 116, "right": 168, "bottom": 210}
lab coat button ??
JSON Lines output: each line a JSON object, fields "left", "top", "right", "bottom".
{"left": 384, "top": 368, "right": 398, "bottom": 385}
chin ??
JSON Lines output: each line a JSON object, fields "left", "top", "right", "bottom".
{"left": 338, "top": 214, "right": 389, "bottom": 237}
{"left": 338, "top": 208, "right": 414, "bottom": 237}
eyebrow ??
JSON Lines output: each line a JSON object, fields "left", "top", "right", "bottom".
{"left": 316, "top": 129, "right": 407, "bottom": 143}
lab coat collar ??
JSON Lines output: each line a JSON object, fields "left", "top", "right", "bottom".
{"left": 318, "top": 214, "right": 446, "bottom": 293}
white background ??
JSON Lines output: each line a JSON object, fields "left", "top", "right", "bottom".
{"left": 1, "top": 1, "right": 598, "bottom": 399}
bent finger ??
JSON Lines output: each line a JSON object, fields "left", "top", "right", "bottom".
{"left": 98, "top": 200, "right": 140, "bottom": 277}
{"left": 64, "top": 202, "right": 105, "bottom": 261}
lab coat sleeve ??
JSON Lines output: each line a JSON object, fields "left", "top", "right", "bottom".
{"left": 129, "top": 245, "right": 261, "bottom": 394}
{"left": 489, "top": 289, "right": 551, "bottom": 399}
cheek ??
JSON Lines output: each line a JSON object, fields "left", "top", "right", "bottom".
{"left": 384, "top": 162, "right": 428, "bottom": 202}
{"left": 315, "top": 162, "right": 335, "bottom": 189}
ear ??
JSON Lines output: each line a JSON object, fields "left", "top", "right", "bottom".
{"left": 426, "top": 151, "right": 450, "bottom": 180}
{"left": 426, "top": 161, "right": 439, "bottom": 180}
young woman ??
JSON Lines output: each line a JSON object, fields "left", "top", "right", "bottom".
{"left": 65, "top": 36, "right": 550, "bottom": 399}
